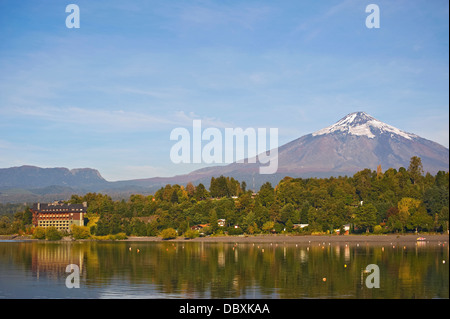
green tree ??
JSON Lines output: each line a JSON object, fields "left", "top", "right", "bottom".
{"left": 227, "top": 177, "right": 241, "bottom": 197}
{"left": 184, "top": 229, "right": 199, "bottom": 239}
{"left": 209, "top": 209, "right": 219, "bottom": 234}
{"left": 354, "top": 203, "right": 377, "bottom": 233}
{"left": 95, "top": 218, "right": 109, "bottom": 236}
{"left": 424, "top": 185, "right": 449, "bottom": 217}
{"left": 258, "top": 182, "right": 275, "bottom": 207}
{"left": 242, "top": 211, "right": 257, "bottom": 233}
{"left": 194, "top": 183, "right": 208, "bottom": 200}
{"left": 241, "top": 181, "right": 247, "bottom": 193}
{"left": 162, "top": 184, "right": 174, "bottom": 202}
{"left": 262, "top": 221, "right": 274, "bottom": 233}
{"left": 146, "top": 221, "right": 159, "bottom": 236}
{"left": 307, "top": 207, "right": 325, "bottom": 232}
{"left": 109, "top": 214, "right": 122, "bottom": 234}
{"left": 407, "top": 207, "right": 433, "bottom": 232}
{"left": 280, "top": 203, "right": 297, "bottom": 224}
{"left": 45, "top": 227, "right": 63, "bottom": 240}
{"left": 285, "top": 219, "right": 294, "bottom": 232}
{"left": 353, "top": 169, "right": 375, "bottom": 200}
{"left": 23, "top": 207, "right": 33, "bottom": 225}
{"left": 170, "top": 189, "right": 179, "bottom": 203}
{"left": 160, "top": 228, "right": 177, "bottom": 240}
{"left": 408, "top": 156, "right": 424, "bottom": 185}
{"left": 253, "top": 204, "right": 269, "bottom": 228}
{"left": 130, "top": 219, "right": 147, "bottom": 236}
{"left": 0, "top": 216, "right": 11, "bottom": 235}
{"left": 438, "top": 206, "right": 449, "bottom": 234}
{"left": 210, "top": 176, "right": 230, "bottom": 197}
{"left": 71, "top": 225, "right": 90, "bottom": 239}
{"left": 373, "top": 225, "right": 383, "bottom": 234}
{"left": 33, "top": 226, "right": 46, "bottom": 239}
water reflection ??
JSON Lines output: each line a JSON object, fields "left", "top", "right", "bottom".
{"left": 0, "top": 240, "right": 448, "bottom": 299}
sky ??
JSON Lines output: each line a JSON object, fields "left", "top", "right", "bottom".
{"left": 0, "top": 0, "right": 448, "bottom": 181}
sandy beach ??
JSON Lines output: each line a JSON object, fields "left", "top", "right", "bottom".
{"left": 124, "top": 233, "right": 449, "bottom": 245}
{"left": 1, "top": 233, "right": 448, "bottom": 246}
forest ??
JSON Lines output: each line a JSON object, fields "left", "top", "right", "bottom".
{"left": 0, "top": 157, "right": 448, "bottom": 237}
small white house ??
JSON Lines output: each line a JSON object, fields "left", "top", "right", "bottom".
{"left": 293, "top": 224, "right": 309, "bottom": 229}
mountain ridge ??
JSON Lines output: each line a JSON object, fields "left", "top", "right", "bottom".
{"left": 0, "top": 166, "right": 107, "bottom": 189}
{"left": 1, "top": 112, "right": 448, "bottom": 202}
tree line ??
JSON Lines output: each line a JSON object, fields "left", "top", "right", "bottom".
{"left": 1, "top": 157, "right": 448, "bottom": 237}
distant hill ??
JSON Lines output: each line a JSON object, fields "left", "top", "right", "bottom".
{"left": 0, "top": 166, "right": 157, "bottom": 203}
{"left": 0, "top": 166, "right": 108, "bottom": 189}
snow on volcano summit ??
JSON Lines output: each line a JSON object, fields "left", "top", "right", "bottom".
{"left": 312, "top": 112, "right": 418, "bottom": 140}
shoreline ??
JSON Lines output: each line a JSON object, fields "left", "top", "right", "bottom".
{"left": 1, "top": 233, "right": 448, "bottom": 245}
{"left": 125, "top": 233, "right": 449, "bottom": 245}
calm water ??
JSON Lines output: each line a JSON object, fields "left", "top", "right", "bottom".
{"left": 0, "top": 240, "right": 448, "bottom": 299}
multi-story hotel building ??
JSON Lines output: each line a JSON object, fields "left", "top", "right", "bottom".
{"left": 31, "top": 201, "right": 87, "bottom": 231}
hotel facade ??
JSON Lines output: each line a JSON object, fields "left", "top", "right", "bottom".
{"left": 31, "top": 201, "right": 87, "bottom": 232}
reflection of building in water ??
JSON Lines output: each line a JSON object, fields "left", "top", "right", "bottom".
{"left": 344, "top": 244, "right": 350, "bottom": 263}
{"left": 218, "top": 250, "right": 225, "bottom": 267}
{"left": 31, "top": 201, "right": 87, "bottom": 231}
{"left": 334, "top": 245, "right": 340, "bottom": 258}
{"left": 31, "top": 244, "right": 84, "bottom": 280}
{"left": 299, "top": 249, "right": 308, "bottom": 263}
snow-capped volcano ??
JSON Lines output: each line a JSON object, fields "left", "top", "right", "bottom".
{"left": 182, "top": 111, "right": 447, "bottom": 183}
{"left": 156, "top": 111, "right": 449, "bottom": 188}
{"left": 312, "top": 111, "right": 418, "bottom": 140}
{"left": 274, "top": 111, "right": 448, "bottom": 177}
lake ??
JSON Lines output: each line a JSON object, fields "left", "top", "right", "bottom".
{"left": 0, "top": 239, "right": 448, "bottom": 299}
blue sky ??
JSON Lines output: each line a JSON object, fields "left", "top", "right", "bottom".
{"left": 0, "top": 0, "right": 448, "bottom": 181}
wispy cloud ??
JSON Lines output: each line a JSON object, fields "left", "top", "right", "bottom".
{"left": 2, "top": 103, "right": 238, "bottom": 135}
{"left": 291, "top": 0, "right": 360, "bottom": 41}
{"left": 173, "top": 110, "right": 234, "bottom": 129}
{"left": 4, "top": 105, "right": 176, "bottom": 132}
{"left": 170, "top": 1, "right": 273, "bottom": 30}
{"left": 119, "top": 87, "right": 193, "bottom": 100}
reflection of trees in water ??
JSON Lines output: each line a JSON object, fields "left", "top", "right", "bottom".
{"left": 0, "top": 242, "right": 86, "bottom": 280}
{"left": 80, "top": 242, "right": 450, "bottom": 298}
{"left": 0, "top": 241, "right": 447, "bottom": 298}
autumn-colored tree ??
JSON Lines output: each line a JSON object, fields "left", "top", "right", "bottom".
{"left": 262, "top": 221, "right": 274, "bottom": 233}
{"left": 377, "top": 164, "right": 383, "bottom": 178}
{"left": 392, "top": 197, "right": 422, "bottom": 233}
{"left": 186, "top": 182, "right": 195, "bottom": 198}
